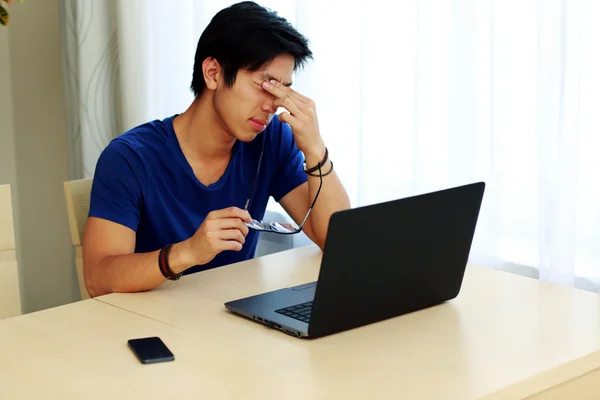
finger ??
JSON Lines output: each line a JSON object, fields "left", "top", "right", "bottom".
{"left": 262, "top": 80, "right": 311, "bottom": 105}
{"left": 273, "top": 97, "right": 304, "bottom": 116}
{"left": 261, "top": 80, "right": 286, "bottom": 99}
{"left": 277, "top": 111, "right": 298, "bottom": 125}
{"left": 219, "top": 240, "right": 243, "bottom": 252}
{"left": 217, "top": 229, "right": 246, "bottom": 245}
{"left": 217, "top": 218, "right": 249, "bottom": 236}
{"left": 211, "top": 207, "right": 251, "bottom": 222}
{"left": 263, "top": 79, "right": 312, "bottom": 105}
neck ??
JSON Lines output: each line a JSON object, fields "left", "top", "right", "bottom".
{"left": 173, "top": 94, "right": 235, "bottom": 160}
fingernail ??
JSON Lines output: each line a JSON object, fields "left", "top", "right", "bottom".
{"left": 262, "top": 81, "right": 271, "bottom": 89}
{"left": 269, "top": 79, "right": 278, "bottom": 85}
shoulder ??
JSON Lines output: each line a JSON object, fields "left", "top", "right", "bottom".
{"left": 99, "top": 116, "right": 175, "bottom": 163}
{"left": 112, "top": 117, "right": 173, "bottom": 153}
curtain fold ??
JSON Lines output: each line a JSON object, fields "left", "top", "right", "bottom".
{"left": 60, "top": 0, "right": 121, "bottom": 179}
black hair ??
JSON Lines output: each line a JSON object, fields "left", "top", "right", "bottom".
{"left": 190, "top": 1, "right": 313, "bottom": 96}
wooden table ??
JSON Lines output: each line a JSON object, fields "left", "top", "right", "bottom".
{"left": 3, "top": 245, "right": 600, "bottom": 399}
{"left": 0, "top": 298, "right": 371, "bottom": 399}
{"left": 95, "top": 246, "right": 600, "bottom": 399}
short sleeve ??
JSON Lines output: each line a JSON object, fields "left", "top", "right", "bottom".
{"left": 88, "top": 140, "right": 145, "bottom": 232}
{"left": 270, "top": 120, "right": 308, "bottom": 202}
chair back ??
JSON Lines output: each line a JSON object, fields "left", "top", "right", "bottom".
{"left": 0, "top": 184, "right": 22, "bottom": 319}
{"left": 63, "top": 179, "right": 93, "bottom": 300}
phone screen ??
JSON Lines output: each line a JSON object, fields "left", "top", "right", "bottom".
{"left": 127, "top": 336, "right": 175, "bottom": 364}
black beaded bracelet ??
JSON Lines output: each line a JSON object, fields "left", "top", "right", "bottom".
{"left": 304, "top": 148, "right": 328, "bottom": 174}
{"left": 158, "top": 244, "right": 181, "bottom": 281}
{"left": 307, "top": 161, "right": 334, "bottom": 177}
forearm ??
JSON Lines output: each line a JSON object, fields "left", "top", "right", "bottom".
{"left": 305, "top": 155, "right": 350, "bottom": 248}
{"left": 85, "top": 242, "right": 191, "bottom": 297}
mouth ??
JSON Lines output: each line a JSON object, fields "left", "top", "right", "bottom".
{"left": 249, "top": 119, "right": 268, "bottom": 131}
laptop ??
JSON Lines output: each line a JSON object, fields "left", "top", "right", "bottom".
{"left": 224, "top": 182, "right": 485, "bottom": 338}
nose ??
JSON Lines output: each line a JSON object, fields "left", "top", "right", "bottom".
{"left": 262, "top": 97, "right": 277, "bottom": 114}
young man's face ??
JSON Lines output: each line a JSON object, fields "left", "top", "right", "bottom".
{"left": 213, "top": 53, "right": 295, "bottom": 142}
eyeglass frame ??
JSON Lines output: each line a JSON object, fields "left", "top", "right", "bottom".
{"left": 243, "top": 136, "right": 323, "bottom": 235}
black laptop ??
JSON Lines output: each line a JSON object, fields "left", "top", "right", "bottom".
{"left": 224, "top": 182, "right": 485, "bottom": 338}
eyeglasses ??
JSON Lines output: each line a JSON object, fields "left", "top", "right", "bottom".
{"left": 243, "top": 140, "right": 322, "bottom": 235}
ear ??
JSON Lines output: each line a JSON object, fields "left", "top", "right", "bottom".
{"left": 202, "top": 57, "right": 222, "bottom": 91}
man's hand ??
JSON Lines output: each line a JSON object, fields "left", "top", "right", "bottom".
{"left": 83, "top": 207, "right": 252, "bottom": 296}
{"left": 262, "top": 80, "right": 326, "bottom": 161}
{"left": 179, "top": 207, "right": 251, "bottom": 267}
{"left": 260, "top": 79, "right": 350, "bottom": 252}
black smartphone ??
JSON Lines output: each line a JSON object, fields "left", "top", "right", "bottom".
{"left": 127, "top": 337, "right": 175, "bottom": 364}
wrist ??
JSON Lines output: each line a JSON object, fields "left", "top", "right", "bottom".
{"left": 168, "top": 241, "right": 194, "bottom": 274}
{"left": 303, "top": 142, "right": 326, "bottom": 168}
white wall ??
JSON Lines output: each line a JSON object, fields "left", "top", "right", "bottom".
{"left": 1, "top": 0, "right": 79, "bottom": 313}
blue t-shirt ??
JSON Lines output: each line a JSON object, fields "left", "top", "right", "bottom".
{"left": 89, "top": 115, "right": 307, "bottom": 274}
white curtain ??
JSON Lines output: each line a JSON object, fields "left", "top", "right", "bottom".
{"left": 61, "top": 0, "right": 600, "bottom": 291}
{"left": 60, "top": 0, "right": 121, "bottom": 179}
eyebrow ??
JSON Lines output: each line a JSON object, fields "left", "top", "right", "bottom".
{"left": 263, "top": 73, "right": 292, "bottom": 87}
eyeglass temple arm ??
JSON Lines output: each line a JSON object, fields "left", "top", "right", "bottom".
{"left": 297, "top": 207, "right": 313, "bottom": 229}
{"left": 297, "top": 161, "right": 324, "bottom": 230}
{"left": 244, "top": 135, "right": 266, "bottom": 213}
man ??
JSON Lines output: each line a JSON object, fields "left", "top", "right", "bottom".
{"left": 83, "top": 1, "right": 350, "bottom": 297}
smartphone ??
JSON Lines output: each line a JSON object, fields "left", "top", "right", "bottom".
{"left": 127, "top": 336, "right": 175, "bottom": 364}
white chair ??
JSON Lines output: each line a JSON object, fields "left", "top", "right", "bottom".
{"left": 63, "top": 178, "right": 92, "bottom": 300}
{"left": 0, "top": 184, "right": 22, "bottom": 319}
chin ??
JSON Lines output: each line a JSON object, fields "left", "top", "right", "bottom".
{"left": 235, "top": 131, "right": 260, "bottom": 143}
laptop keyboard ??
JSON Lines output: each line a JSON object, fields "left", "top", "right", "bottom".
{"left": 275, "top": 301, "right": 313, "bottom": 323}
